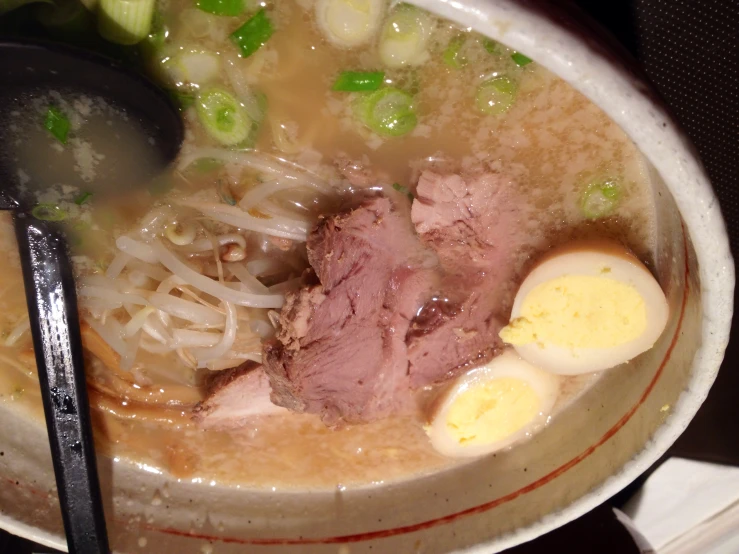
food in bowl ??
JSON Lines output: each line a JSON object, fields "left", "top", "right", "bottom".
{"left": 0, "top": 0, "right": 670, "bottom": 489}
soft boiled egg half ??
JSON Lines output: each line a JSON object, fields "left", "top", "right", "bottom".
{"left": 499, "top": 241, "right": 669, "bottom": 375}
{"left": 425, "top": 350, "right": 560, "bottom": 458}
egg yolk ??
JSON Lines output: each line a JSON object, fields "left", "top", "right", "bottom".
{"left": 445, "top": 378, "right": 540, "bottom": 446}
{"left": 499, "top": 274, "right": 647, "bottom": 349}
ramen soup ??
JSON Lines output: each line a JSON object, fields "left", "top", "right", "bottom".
{"left": 0, "top": 0, "right": 669, "bottom": 489}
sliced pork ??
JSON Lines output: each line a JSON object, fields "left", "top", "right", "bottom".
{"left": 193, "top": 361, "right": 286, "bottom": 428}
{"left": 255, "top": 170, "right": 523, "bottom": 425}
{"left": 407, "top": 171, "right": 522, "bottom": 385}
{"left": 264, "top": 196, "right": 436, "bottom": 425}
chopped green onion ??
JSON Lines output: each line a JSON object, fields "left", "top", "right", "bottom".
{"left": 230, "top": 8, "right": 273, "bottom": 58}
{"left": 97, "top": 0, "right": 156, "bottom": 45}
{"left": 316, "top": 0, "right": 383, "bottom": 48}
{"left": 44, "top": 106, "right": 70, "bottom": 144}
{"left": 482, "top": 38, "right": 498, "bottom": 54}
{"left": 31, "top": 204, "right": 67, "bottom": 222}
{"left": 392, "top": 182, "right": 413, "bottom": 200}
{"left": 168, "top": 89, "right": 196, "bottom": 110}
{"left": 140, "top": 10, "right": 167, "bottom": 55}
{"left": 196, "top": 87, "right": 252, "bottom": 146}
{"left": 443, "top": 35, "right": 467, "bottom": 69}
{"left": 166, "top": 50, "right": 221, "bottom": 86}
{"left": 579, "top": 179, "right": 621, "bottom": 219}
{"left": 475, "top": 76, "right": 517, "bottom": 115}
{"left": 511, "top": 52, "right": 533, "bottom": 67}
{"left": 68, "top": 220, "right": 91, "bottom": 247}
{"left": 333, "top": 71, "right": 385, "bottom": 92}
{"left": 190, "top": 157, "right": 225, "bottom": 173}
{"left": 378, "top": 4, "right": 433, "bottom": 68}
{"left": 354, "top": 87, "right": 417, "bottom": 137}
{"left": 74, "top": 191, "right": 93, "bottom": 205}
{"left": 197, "top": 0, "right": 244, "bottom": 16}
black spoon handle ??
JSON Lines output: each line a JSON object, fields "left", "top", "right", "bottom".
{"left": 13, "top": 213, "right": 110, "bottom": 554}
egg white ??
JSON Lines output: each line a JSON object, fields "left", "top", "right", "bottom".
{"left": 507, "top": 244, "right": 669, "bottom": 375}
{"left": 426, "top": 350, "right": 560, "bottom": 458}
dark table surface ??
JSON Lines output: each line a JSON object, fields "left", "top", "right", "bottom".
{"left": 2, "top": 0, "right": 738, "bottom": 552}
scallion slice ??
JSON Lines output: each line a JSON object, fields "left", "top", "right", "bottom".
{"left": 332, "top": 71, "right": 385, "bottom": 92}
{"left": 43, "top": 106, "right": 70, "bottom": 144}
{"left": 168, "top": 89, "right": 196, "bottom": 110}
{"left": 354, "top": 87, "right": 417, "bottom": 137}
{"left": 475, "top": 76, "right": 517, "bottom": 115}
{"left": 190, "top": 157, "right": 225, "bottom": 173}
{"left": 482, "top": 38, "right": 498, "bottom": 54}
{"left": 392, "top": 182, "right": 413, "bottom": 200}
{"left": 443, "top": 35, "right": 467, "bottom": 69}
{"left": 579, "top": 179, "right": 621, "bottom": 219}
{"left": 511, "top": 51, "right": 533, "bottom": 67}
{"left": 197, "top": 0, "right": 244, "bottom": 16}
{"left": 140, "top": 10, "right": 167, "bottom": 55}
{"left": 230, "top": 8, "right": 273, "bottom": 58}
{"left": 31, "top": 204, "right": 67, "bottom": 222}
{"left": 97, "top": 0, "right": 156, "bottom": 45}
{"left": 75, "top": 192, "right": 93, "bottom": 205}
{"left": 196, "top": 87, "right": 252, "bottom": 146}
{"left": 378, "top": 4, "right": 433, "bottom": 68}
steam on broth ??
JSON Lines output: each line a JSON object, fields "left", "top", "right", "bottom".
{"left": 0, "top": 0, "right": 663, "bottom": 488}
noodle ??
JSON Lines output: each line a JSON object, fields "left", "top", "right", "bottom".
{"left": 176, "top": 200, "right": 311, "bottom": 240}
{"left": 176, "top": 148, "right": 332, "bottom": 193}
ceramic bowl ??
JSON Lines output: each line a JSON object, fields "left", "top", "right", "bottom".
{"left": 0, "top": 0, "right": 734, "bottom": 552}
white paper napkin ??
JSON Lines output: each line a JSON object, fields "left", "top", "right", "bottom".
{"left": 620, "top": 457, "right": 739, "bottom": 553}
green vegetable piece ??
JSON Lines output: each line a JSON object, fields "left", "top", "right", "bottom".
{"left": 354, "top": 87, "right": 417, "bottom": 137}
{"left": 31, "top": 204, "right": 67, "bottom": 221}
{"left": 196, "top": 87, "right": 252, "bottom": 146}
{"left": 443, "top": 35, "right": 467, "bottom": 69}
{"left": 378, "top": 4, "right": 433, "bottom": 68}
{"left": 392, "top": 182, "right": 413, "bottom": 200}
{"left": 140, "top": 11, "right": 167, "bottom": 55}
{"left": 97, "top": 0, "right": 156, "bottom": 45}
{"left": 197, "top": 0, "right": 244, "bottom": 16}
{"left": 332, "top": 71, "right": 385, "bottom": 92}
{"left": 69, "top": 220, "right": 91, "bottom": 247}
{"left": 168, "top": 89, "right": 196, "bottom": 110}
{"left": 579, "top": 179, "right": 621, "bottom": 219}
{"left": 43, "top": 106, "right": 70, "bottom": 144}
{"left": 191, "top": 157, "right": 225, "bottom": 173}
{"left": 511, "top": 51, "right": 533, "bottom": 67}
{"left": 482, "top": 38, "right": 498, "bottom": 54}
{"left": 230, "top": 8, "right": 273, "bottom": 58}
{"left": 475, "top": 76, "right": 517, "bottom": 115}
{"left": 74, "top": 191, "right": 92, "bottom": 205}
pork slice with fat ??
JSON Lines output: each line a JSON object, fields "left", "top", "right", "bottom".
{"left": 263, "top": 196, "right": 435, "bottom": 425}
{"left": 407, "top": 170, "right": 523, "bottom": 386}
{"left": 193, "top": 361, "right": 286, "bottom": 428}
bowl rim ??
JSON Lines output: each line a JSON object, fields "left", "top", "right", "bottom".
{"left": 0, "top": 0, "right": 734, "bottom": 552}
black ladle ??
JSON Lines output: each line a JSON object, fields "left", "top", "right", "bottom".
{"left": 0, "top": 39, "right": 183, "bottom": 553}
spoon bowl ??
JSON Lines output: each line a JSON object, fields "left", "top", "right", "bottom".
{"left": 0, "top": 37, "right": 183, "bottom": 554}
